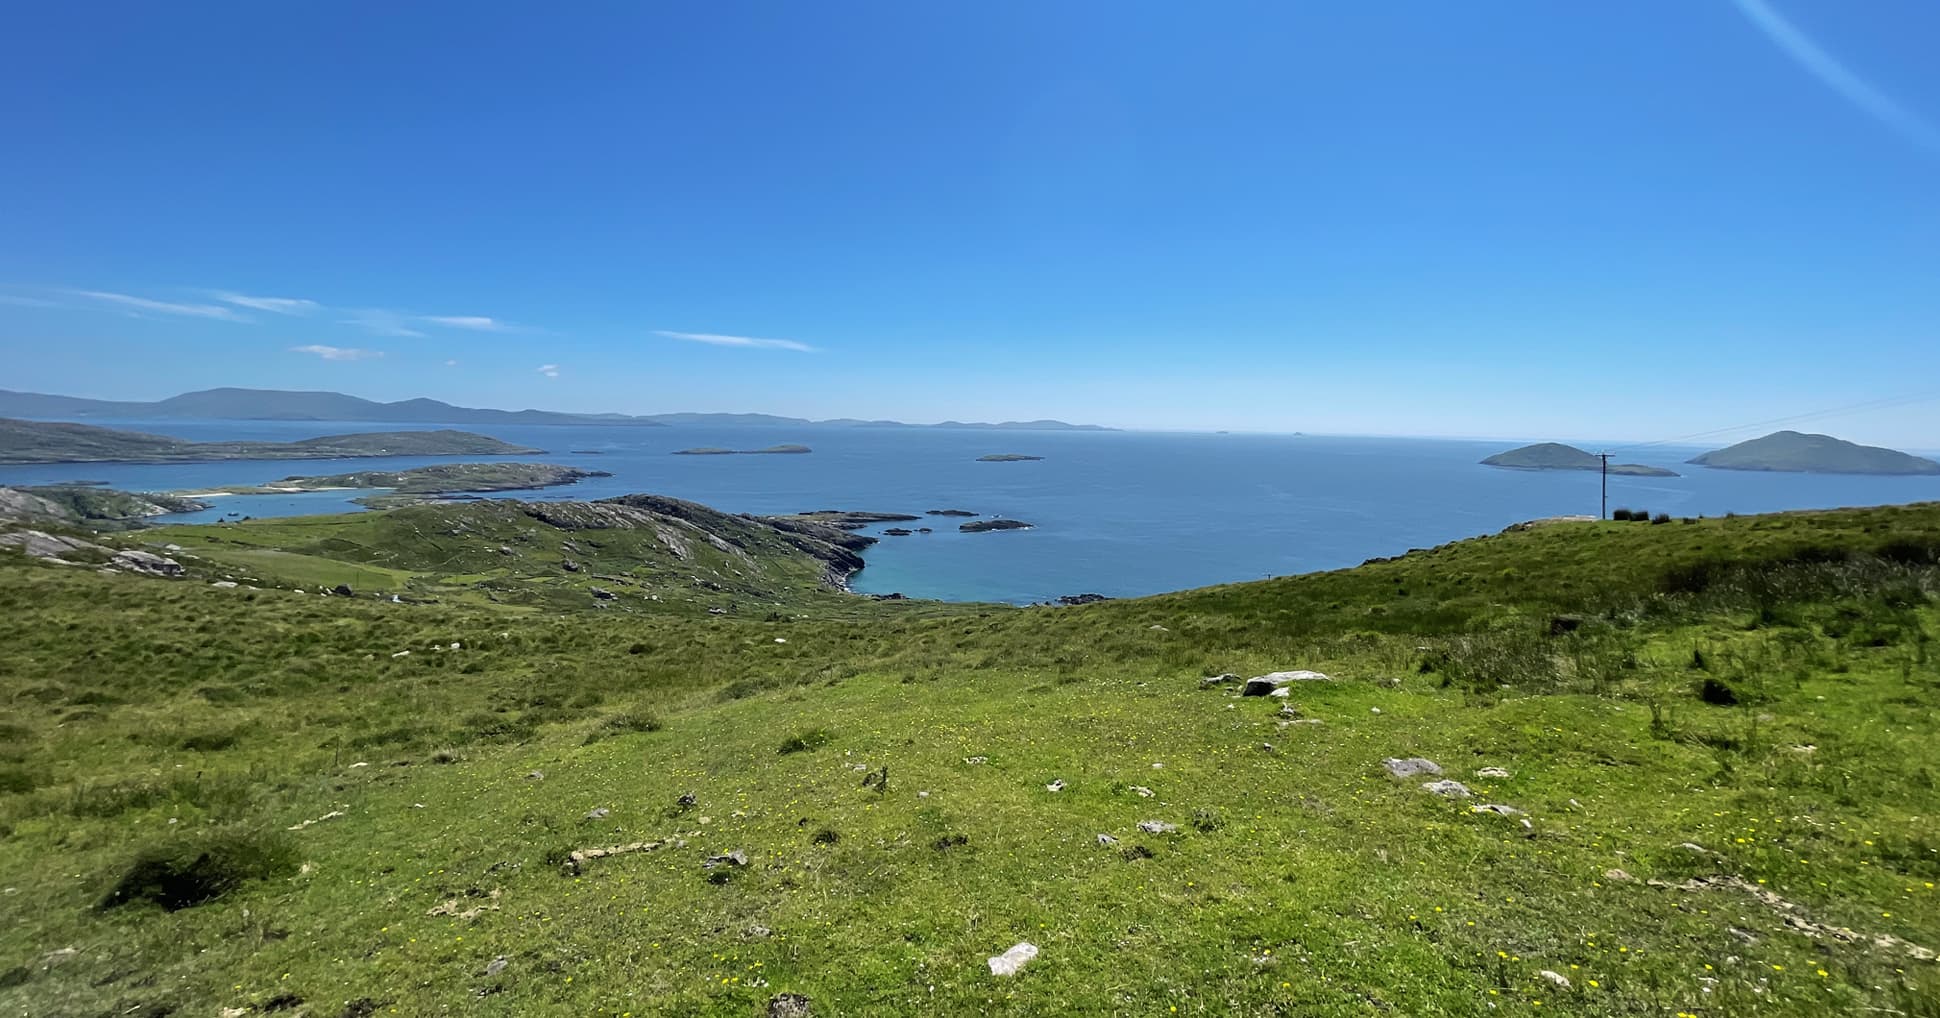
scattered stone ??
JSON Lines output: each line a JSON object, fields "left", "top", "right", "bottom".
{"left": 1475, "top": 767, "right": 1511, "bottom": 778}
{"left": 590, "top": 587, "right": 614, "bottom": 600}
{"left": 1375, "top": 676, "right": 1402, "bottom": 689}
{"left": 583, "top": 807, "right": 610, "bottom": 820}
{"left": 767, "top": 993, "right": 814, "bottom": 1018}
{"left": 987, "top": 942, "right": 1038, "bottom": 977}
{"left": 1137, "top": 820, "right": 1178, "bottom": 834}
{"left": 391, "top": 650, "right": 410, "bottom": 658}
{"left": 676, "top": 792, "right": 698, "bottom": 809}
{"left": 561, "top": 560, "right": 580, "bottom": 573}
{"left": 963, "top": 756, "right": 988, "bottom": 765}
{"left": 1044, "top": 779, "right": 1065, "bottom": 793}
{"left": 211, "top": 580, "right": 238, "bottom": 589}
{"left": 485, "top": 956, "right": 509, "bottom": 977}
{"left": 1382, "top": 757, "right": 1442, "bottom": 778}
{"left": 1130, "top": 786, "right": 1155, "bottom": 798}
{"left": 332, "top": 583, "right": 354, "bottom": 597}
{"left": 288, "top": 809, "right": 346, "bottom": 831}
{"left": 561, "top": 839, "right": 667, "bottom": 875}
{"left": 1539, "top": 970, "right": 1571, "bottom": 989}
{"left": 1370, "top": 707, "right": 1382, "bottom": 715}
{"left": 707, "top": 606, "right": 728, "bottom": 615}
{"left": 1471, "top": 804, "right": 1525, "bottom": 816}
{"left": 1421, "top": 780, "right": 1472, "bottom": 797}
{"left": 525, "top": 771, "right": 544, "bottom": 781}
{"left": 1200, "top": 673, "right": 1238, "bottom": 689}
{"left": 1548, "top": 615, "right": 1583, "bottom": 636}
{"left": 426, "top": 888, "right": 501, "bottom": 920}
{"left": 1096, "top": 834, "right": 1119, "bottom": 847}
{"left": 1261, "top": 742, "right": 1275, "bottom": 752}
{"left": 1268, "top": 687, "right": 1291, "bottom": 699}
{"left": 704, "top": 850, "right": 749, "bottom": 869}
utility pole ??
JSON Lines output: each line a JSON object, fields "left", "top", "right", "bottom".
{"left": 1599, "top": 453, "right": 1611, "bottom": 520}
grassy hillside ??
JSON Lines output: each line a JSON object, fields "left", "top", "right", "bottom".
{"left": 0, "top": 417, "right": 541, "bottom": 465}
{"left": 1691, "top": 431, "right": 1940, "bottom": 475}
{"left": 3, "top": 502, "right": 1940, "bottom": 1016}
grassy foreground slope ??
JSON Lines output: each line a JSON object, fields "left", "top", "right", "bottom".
{"left": 3, "top": 504, "right": 1940, "bottom": 1016}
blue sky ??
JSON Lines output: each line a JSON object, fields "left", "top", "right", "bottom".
{"left": 2, "top": 1, "right": 1937, "bottom": 443}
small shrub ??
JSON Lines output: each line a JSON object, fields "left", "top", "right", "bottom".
{"left": 1651, "top": 513, "right": 1672, "bottom": 525}
{"left": 778, "top": 729, "right": 833, "bottom": 755}
{"left": 812, "top": 828, "right": 840, "bottom": 845}
{"left": 0, "top": 766, "right": 41, "bottom": 795}
{"left": 181, "top": 729, "right": 244, "bottom": 753}
{"left": 1611, "top": 508, "right": 1635, "bottom": 521}
{"left": 99, "top": 828, "right": 299, "bottom": 911}
{"left": 1191, "top": 808, "right": 1224, "bottom": 833}
{"left": 931, "top": 833, "right": 969, "bottom": 851}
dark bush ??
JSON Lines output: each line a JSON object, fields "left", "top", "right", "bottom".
{"left": 1651, "top": 513, "right": 1672, "bottom": 525}
{"left": 812, "top": 828, "right": 840, "bottom": 845}
{"left": 1611, "top": 509, "right": 1634, "bottom": 521}
{"left": 99, "top": 828, "right": 298, "bottom": 911}
{"left": 1697, "top": 676, "right": 1739, "bottom": 706}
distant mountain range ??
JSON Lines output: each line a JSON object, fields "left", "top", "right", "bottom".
{"left": 0, "top": 388, "right": 1115, "bottom": 432}
{"left": 0, "top": 417, "right": 539, "bottom": 465}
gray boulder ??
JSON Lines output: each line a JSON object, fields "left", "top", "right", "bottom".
{"left": 1242, "top": 670, "right": 1332, "bottom": 695}
{"left": 1382, "top": 757, "right": 1442, "bottom": 778}
{"left": 1421, "top": 779, "right": 1472, "bottom": 798}
{"left": 0, "top": 530, "right": 103, "bottom": 560}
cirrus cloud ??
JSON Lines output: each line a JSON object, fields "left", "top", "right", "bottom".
{"left": 291, "top": 344, "right": 383, "bottom": 361}
{"left": 655, "top": 329, "right": 817, "bottom": 353}
{"left": 537, "top": 363, "right": 560, "bottom": 378}
{"left": 218, "top": 292, "right": 320, "bottom": 315}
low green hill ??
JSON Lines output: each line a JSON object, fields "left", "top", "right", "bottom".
{"left": 1482, "top": 442, "right": 1679, "bottom": 476}
{"left": 4, "top": 499, "right": 1940, "bottom": 1016}
{"left": 0, "top": 417, "right": 540, "bottom": 464}
{"left": 1690, "top": 430, "right": 1940, "bottom": 475}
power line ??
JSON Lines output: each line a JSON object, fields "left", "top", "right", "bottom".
{"left": 1605, "top": 388, "right": 1940, "bottom": 455}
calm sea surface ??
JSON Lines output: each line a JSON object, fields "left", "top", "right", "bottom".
{"left": 5, "top": 420, "right": 1937, "bottom": 604}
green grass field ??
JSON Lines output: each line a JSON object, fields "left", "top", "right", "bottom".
{"left": 4, "top": 503, "right": 1939, "bottom": 1016}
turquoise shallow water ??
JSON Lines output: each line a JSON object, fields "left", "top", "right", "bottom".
{"left": 4, "top": 419, "right": 1937, "bottom": 604}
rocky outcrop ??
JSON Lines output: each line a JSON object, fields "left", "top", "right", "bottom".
{"left": 110, "top": 549, "right": 184, "bottom": 577}
{"left": 0, "top": 487, "right": 75, "bottom": 522}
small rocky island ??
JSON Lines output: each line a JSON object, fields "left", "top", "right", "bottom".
{"left": 770, "top": 510, "right": 921, "bottom": 531}
{"left": 926, "top": 508, "right": 978, "bottom": 516}
{"left": 674, "top": 444, "right": 812, "bottom": 456}
{"left": 977, "top": 453, "right": 1043, "bottom": 462}
{"left": 1687, "top": 431, "right": 1940, "bottom": 475}
{"left": 1481, "top": 443, "right": 1677, "bottom": 477}
{"left": 960, "top": 518, "right": 1033, "bottom": 532}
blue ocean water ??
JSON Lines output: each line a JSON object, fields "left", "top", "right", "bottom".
{"left": 5, "top": 419, "right": 1937, "bottom": 604}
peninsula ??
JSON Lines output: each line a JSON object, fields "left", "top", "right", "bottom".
{"left": 0, "top": 417, "right": 541, "bottom": 465}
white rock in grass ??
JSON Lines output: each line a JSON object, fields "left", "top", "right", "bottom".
{"left": 1475, "top": 767, "right": 1511, "bottom": 779}
{"left": 1420, "top": 780, "right": 1472, "bottom": 798}
{"left": 987, "top": 942, "right": 1038, "bottom": 976}
{"left": 1044, "top": 779, "right": 1065, "bottom": 793}
{"left": 1539, "top": 970, "right": 1571, "bottom": 989}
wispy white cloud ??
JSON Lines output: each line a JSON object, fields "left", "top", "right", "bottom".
{"left": 218, "top": 292, "right": 320, "bottom": 315}
{"left": 444, "top": 359, "right": 460, "bottom": 367}
{"left": 66, "top": 289, "right": 247, "bottom": 321}
{"left": 0, "top": 294, "right": 65, "bottom": 308}
{"left": 291, "top": 344, "right": 383, "bottom": 361}
{"left": 656, "top": 329, "right": 817, "bottom": 353}
{"left": 421, "top": 315, "right": 512, "bottom": 332}
{"left": 342, "top": 309, "right": 427, "bottom": 338}
{"left": 1732, "top": 0, "right": 1940, "bottom": 157}
{"left": 537, "top": 363, "right": 560, "bottom": 378}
